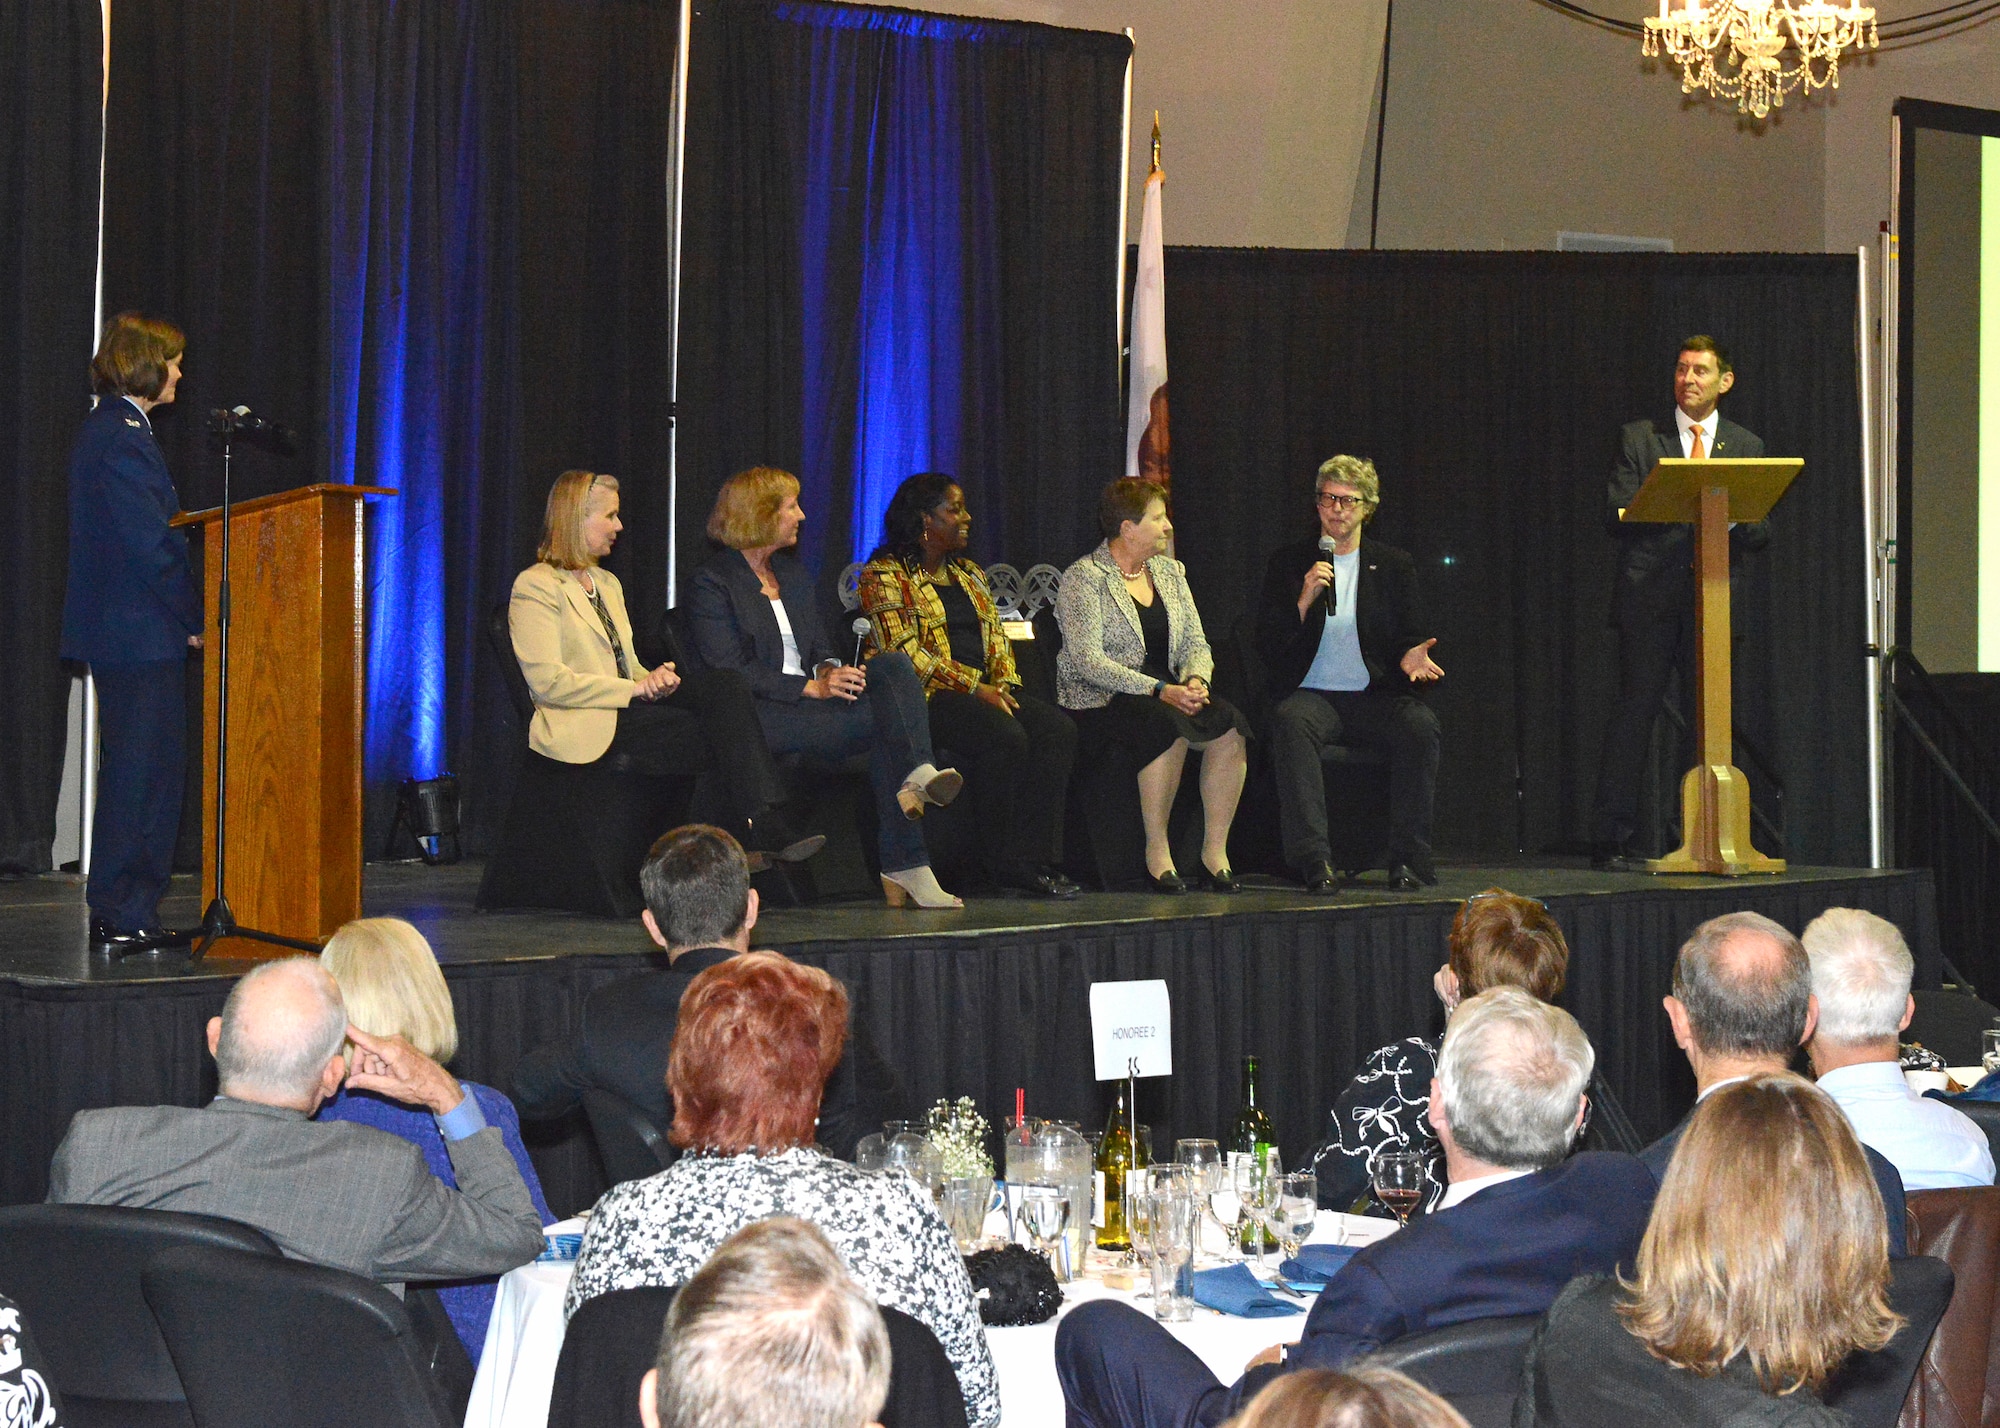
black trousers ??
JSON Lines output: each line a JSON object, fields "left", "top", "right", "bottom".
{"left": 88, "top": 658, "right": 188, "bottom": 931}
{"left": 1270, "top": 688, "right": 1439, "bottom": 870}
{"left": 926, "top": 688, "right": 1076, "bottom": 879}
{"left": 605, "top": 667, "right": 785, "bottom": 822}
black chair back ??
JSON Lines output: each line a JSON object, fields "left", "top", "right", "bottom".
{"left": 0, "top": 1203, "right": 279, "bottom": 1427}
{"left": 583, "top": 1087, "right": 679, "bottom": 1184}
{"left": 488, "top": 596, "right": 535, "bottom": 726}
{"left": 548, "top": 1283, "right": 968, "bottom": 1428}
{"left": 1367, "top": 1312, "right": 1542, "bottom": 1428}
{"left": 1949, "top": 1097, "right": 2000, "bottom": 1167}
{"left": 1908, "top": 988, "right": 2000, "bottom": 1068}
{"left": 141, "top": 1244, "right": 454, "bottom": 1428}
{"left": 1822, "top": 1252, "right": 1956, "bottom": 1428}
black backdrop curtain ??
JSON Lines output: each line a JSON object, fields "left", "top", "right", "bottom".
{"left": 0, "top": 1, "right": 101, "bottom": 872}
{"left": 1159, "top": 250, "right": 1868, "bottom": 866}
{"left": 99, "top": 0, "right": 678, "bottom": 856}
{"left": 676, "top": 0, "right": 1129, "bottom": 595}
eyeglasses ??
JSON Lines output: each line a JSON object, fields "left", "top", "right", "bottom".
{"left": 1316, "top": 493, "right": 1367, "bottom": 510}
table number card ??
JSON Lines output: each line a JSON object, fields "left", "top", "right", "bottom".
{"left": 1088, "top": 979, "right": 1172, "bottom": 1081}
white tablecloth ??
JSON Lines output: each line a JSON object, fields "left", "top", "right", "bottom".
{"left": 464, "top": 1213, "right": 1396, "bottom": 1428}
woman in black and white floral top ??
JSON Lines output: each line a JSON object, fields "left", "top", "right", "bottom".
{"left": 1310, "top": 889, "right": 1570, "bottom": 1213}
{"left": 564, "top": 951, "right": 999, "bottom": 1427}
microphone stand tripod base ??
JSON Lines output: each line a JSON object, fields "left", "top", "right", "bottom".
{"left": 189, "top": 894, "right": 324, "bottom": 961}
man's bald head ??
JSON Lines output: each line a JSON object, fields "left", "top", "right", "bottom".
{"left": 1670, "top": 912, "right": 1812, "bottom": 1059}
{"left": 209, "top": 958, "right": 349, "bottom": 1109}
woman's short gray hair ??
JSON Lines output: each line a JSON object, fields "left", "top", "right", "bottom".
{"left": 654, "top": 1217, "right": 890, "bottom": 1428}
{"left": 1436, "top": 987, "right": 1594, "bottom": 1170}
{"left": 1802, "top": 908, "right": 1915, "bottom": 1047}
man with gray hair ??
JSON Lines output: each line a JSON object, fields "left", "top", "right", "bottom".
{"left": 1644, "top": 909, "right": 1911, "bottom": 1252}
{"left": 48, "top": 957, "right": 545, "bottom": 1288}
{"left": 1804, "top": 907, "right": 1993, "bottom": 1190}
{"left": 1057, "top": 988, "right": 1654, "bottom": 1428}
{"left": 640, "top": 1217, "right": 889, "bottom": 1428}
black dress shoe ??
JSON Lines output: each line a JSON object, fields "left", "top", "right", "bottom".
{"left": 743, "top": 811, "right": 826, "bottom": 864}
{"left": 1145, "top": 869, "right": 1187, "bottom": 895}
{"left": 999, "top": 865, "right": 1081, "bottom": 900}
{"left": 1200, "top": 864, "right": 1242, "bottom": 894}
{"left": 1385, "top": 863, "right": 1424, "bottom": 892}
{"left": 89, "top": 919, "right": 185, "bottom": 955}
{"left": 1301, "top": 860, "right": 1338, "bottom": 894}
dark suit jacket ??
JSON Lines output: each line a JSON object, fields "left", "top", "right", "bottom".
{"left": 509, "top": 946, "right": 905, "bottom": 1160}
{"left": 47, "top": 1097, "right": 546, "bottom": 1289}
{"left": 1605, "top": 412, "right": 1767, "bottom": 626}
{"left": 59, "top": 396, "right": 202, "bottom": 664}
{"left": 1641, "top": 1111, "right": 1908, "bottom": 1257}
{"left": 1227, "top": 1152, "right": 1657, "bottom": 1414}
{"left": 1254, "top": 537, "right": 1429, "bottom": 701}
{"left": 685, "top": 549, "right": 839, "bottom": 703}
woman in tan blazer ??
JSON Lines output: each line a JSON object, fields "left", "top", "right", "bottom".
{"left": 509, "top": 470, "right": 820, "bottom": 863}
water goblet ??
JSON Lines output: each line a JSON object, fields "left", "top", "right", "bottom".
{"left": 1372, "top": 1151, "right": 1428, "bottom": 1226}
{"left": 1237, "top": 1147, "right": 1283, "bottom": 1270}
{"left": 1020, "top": 1183, "right": 1071, "bottom": 1272}
{"left": 1983, "top": 1027, "right": 2000, "bottom": 1079}
{"left": 1269, "top": 1172, "right": 1318, "bottom": 1265}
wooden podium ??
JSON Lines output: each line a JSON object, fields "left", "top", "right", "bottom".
{"left": 172, "top": 485, "right": 394, "bottom": 953}
{"left": 1620, "top": 457, "right": 1801, "bottom": 876}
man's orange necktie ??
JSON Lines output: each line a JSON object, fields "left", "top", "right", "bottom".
{"left": 1689, "top": 426, "right": 1706, "bottom": 460}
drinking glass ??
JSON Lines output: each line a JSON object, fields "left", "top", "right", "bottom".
{"left": 941, "top": 1175, "right": 995, "bottom": 1253}
{"left": 1124, "top": 1173, "right": 1156, "bottom": 1270}
{"left": 1146, "top": 1189, "right": 1197, "bottom": 1322}
{"left": 1372, "top": 1151, "right": 1428, "bottom": 1225}
{"left": 1020, "top": 1183, "right": 1071, "bottom": 1272}
{"left": 1983, "top": 1027, "right": 2000, "bottom": 1078}
{"left": 1236, "top": 1147, "right": 1282, "bottom": 1269}
{"left": 1268, "top": 1172, "right": 1318, "bottom": 1263}
{"left": 1176, "top": 1139, "right": 1226, "bottom": 1257}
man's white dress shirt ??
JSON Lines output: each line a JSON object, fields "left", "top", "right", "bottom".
{"left": 1818, "top": 1059, "right": 1996, "bottom": 1191}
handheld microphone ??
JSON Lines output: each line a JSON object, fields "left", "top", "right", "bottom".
{"left": 1317, "top": 534, "right": 1338, "bottom": 618}
{"left": 851, "top": 617, "right": 871, "bottom": 665}
{"left": 209, "top": 405, "right": 299, "bottom": 456}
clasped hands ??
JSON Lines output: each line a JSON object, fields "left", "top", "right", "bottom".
{"left": 345, "top": 1024, "right": 465, "bottom": 1116}
{"left": 633, "top": 662, "right": 682, "bottom": 701}
{"left": 803, "top": 662, "right": 867, "bottom": 701}
{"left": 1157, "top": 677, "right": 1209, "bottom": 716}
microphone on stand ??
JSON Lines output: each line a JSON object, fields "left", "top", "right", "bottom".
{"left": 851, "top": 617, "right": 871, "bottom": 665}
{"left": 1317, "top": 534, "right": 1338, "bottom": 619}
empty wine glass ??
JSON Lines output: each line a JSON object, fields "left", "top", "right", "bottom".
{"left": 1267, "top": 1172, "right": 1318, "bottom": 1264}
{"left": 1372, "top": 1151, "right": 1428, "bottom": 1226}
{"left": 1020, "top": 1183, "right": 1071, "bottom": 1272}
{"left": 1236, "top": 1147, "right": 1282, "bottom": 1270}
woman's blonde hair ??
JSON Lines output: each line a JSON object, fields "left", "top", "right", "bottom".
{"left": 1223, "top": 1366, "right": 1468, "bottom": 1428}
{"left": 1617, "top": 1072, "right": 1902, "bottom": 1395}
{"left": 319, "top": 917, "right": 458, "bottom": 1062}
{"left": 706, "top": 466, "right": 801, "bottom": 550}
{"left": 538, "top": 469, "right": 618, "bottom": 570}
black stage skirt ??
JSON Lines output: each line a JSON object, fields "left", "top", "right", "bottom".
{"left": 1072, "top": 689, "right": 1251, "bottom": 768}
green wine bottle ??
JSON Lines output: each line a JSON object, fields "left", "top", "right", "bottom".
{"left": 1229, "top": 1055, "right": 1277, "bottom": 1254}
{"left": 1095, "top": 1081, "right": 1136, "bottom": 1252}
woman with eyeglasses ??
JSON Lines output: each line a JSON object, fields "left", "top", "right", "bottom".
{"left": 1307, "top": 889, "right": 1567, "bottom": 1211}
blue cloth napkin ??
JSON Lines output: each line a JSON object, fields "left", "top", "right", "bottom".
{"left": 1192, "top": 1263, "right": 1305, "bottom": 1318}
{"left": 1281, "top": 1243, "right": 1362, "bottom": 1285}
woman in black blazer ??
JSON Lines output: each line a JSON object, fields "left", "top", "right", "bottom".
{"left": 688, "top": 467, "right": 962, "bottom": 909}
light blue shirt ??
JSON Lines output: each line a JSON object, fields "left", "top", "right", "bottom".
{"left": 1817, "top": 1060, "right": 1996, "bottom": 1191}
{"left": 434, "top": 1083, "right": 490, "bottom": 1141}
{"left": 1299, "top": 549, "right": 1371, "bottom": 693}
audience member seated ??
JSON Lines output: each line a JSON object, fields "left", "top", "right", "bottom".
{"left": 510, "top": 467, "right": 821, "bottom": 865}
{"left": 1645, "top": 910, "right": 1909, "bottom": 1255}
{"left": 1056, "top": 989, "right": 1654, "bottom": 1428}
{"left": 1803, "top": 906, "right": 1996, "bottom": 1190}
{"left": 0, "top": 1290, "right": 65, "bottom": 1428}
{"left": 859, "top": 472, "right": 1079, "bottom": 901}
{"left": 315, "top": 916, "right": 554, "bottom": 1361}
{"left": 688, "top": 465, "right": 963, "bottom": 910}
{"left": 48, "top": 958, "right": 545, "bottom": 1292}
{"left": 1517, "top": 1072, "right": 1905, "bottom": 1428}
{"left": 638, "top": 1217, "right": 889, "bottom": 1428}
{"left": 512, "top": 825, "right": 904, "bottom": 1159}
{"left": 1310, "top": 888, "right": 1567, "bottom": 1212}
{"left": 1055, "top": 477, "right": 1250, "bottom": 894}
{"left": 562, "top": 951, "right": 998, "bottom": 1426}
{"left": 1224, "top": 1366, "right": 1468, "bottom": 1428}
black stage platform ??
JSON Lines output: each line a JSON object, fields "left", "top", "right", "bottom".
{"left": 0, "top": 860, "right": 1942, "bottom": 1213}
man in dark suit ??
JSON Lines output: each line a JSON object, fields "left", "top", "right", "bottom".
{"left": 60, "top": 314, "right": 205, "bottom": 954}
{"left": 1641, "top": 909, "right": 1908, "bottom": 1255}
{"left": 1255, "top": 456, "right": 1441, "bottom": 892}
{"left": 1056, "top": 989, "right": 1656, "bottom": 1428}
{"left": 511, "top": 825, "right": 904, "bottom": 1157}
{"left": 49, "top": 957, "right": 545, "bottom": 1287}
{"left": 1592, "top": 337, "right": 1768, "bottom": 868}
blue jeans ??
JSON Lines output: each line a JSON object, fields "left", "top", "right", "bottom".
{"left": 750, "top": 650, "right": 933, "bottom": 873}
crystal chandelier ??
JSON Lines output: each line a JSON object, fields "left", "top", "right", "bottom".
{"left": 1643, "top": 1, "right": 1878, "bottom": 119}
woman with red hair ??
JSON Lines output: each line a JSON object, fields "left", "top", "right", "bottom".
{"left": 565, "top": 952, "right": 997, "bottom": 1427}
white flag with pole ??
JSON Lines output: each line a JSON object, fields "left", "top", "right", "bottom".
{"left": 1125, "top": 114, "right": 1168, "bottom": 490}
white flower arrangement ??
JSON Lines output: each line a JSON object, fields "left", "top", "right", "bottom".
{"left": 926, "top": 1096, "right": 994, "bottom": 1180}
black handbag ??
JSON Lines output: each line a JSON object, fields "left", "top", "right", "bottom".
{"left": 962, "top": 1244, "right": 1062, "bottom": 1326}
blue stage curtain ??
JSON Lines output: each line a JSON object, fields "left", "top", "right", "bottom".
{"left": 100, "top": 0, "right": 678, "bottom": 855}
{"left": 678, "top": 1, "right": 1130, "bottom": 591}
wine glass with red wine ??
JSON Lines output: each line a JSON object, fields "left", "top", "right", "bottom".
{"left": 1371, "top": 1151, "right": 1428, "bottom": 1225}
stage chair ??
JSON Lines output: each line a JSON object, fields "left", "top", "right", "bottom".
{"left": 583, "top": 1087, "right": 678, "bottom": 1185}
{"left": 1366, "top": 1312, "right": 1542, "bottom": 1428}
{"left": 1815, "top": 1253, "right": 1956, "bottom": 1428}
{"left": 1894, "top": 1187, "right": 2000, "bottom": 1428}
{"left": 547, "top": 1284, "right": 967, "bottom": 1428}
{"left": 476, "top": 599, "right": 693, "bottom": 918}
{"left": 142, "top": 1244, "right": 458, "bottom": 1428}
{"left": 0, "top": 1204, "right": 279, "bottom": 1428}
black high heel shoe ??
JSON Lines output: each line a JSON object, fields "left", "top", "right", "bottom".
{"left": 1145, "top": 868, "right": 1187, "bottom": 895}
{"left": 1200, "top": 864, "right": 1242, "bottom": 894}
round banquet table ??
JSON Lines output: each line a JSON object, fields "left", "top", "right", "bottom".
{"left": 465, "top": 1211, "right": 1396, "bottom": 1428}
